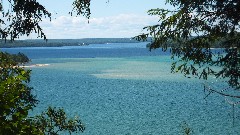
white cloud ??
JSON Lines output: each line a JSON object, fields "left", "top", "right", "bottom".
{"left": 37, "top": 14, "right": 158, "bottom": 39}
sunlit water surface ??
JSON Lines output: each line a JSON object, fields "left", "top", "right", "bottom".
{"left": 2, "top": 43, "right": 239, "bottom": 135}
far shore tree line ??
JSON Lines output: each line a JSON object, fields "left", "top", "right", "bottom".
{"left": 0, "top": 0, "right": 239, "bottom": 134}
{"left": 0, "top": 38, "right": 141, "bottom": 48}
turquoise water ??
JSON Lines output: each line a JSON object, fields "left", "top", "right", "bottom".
{"left": 3, "top": 43, "right": 240, "bottom": 134}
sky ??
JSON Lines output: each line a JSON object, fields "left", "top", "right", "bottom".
{"left": 27, "top": 0, "right": 172, "bottom": 39}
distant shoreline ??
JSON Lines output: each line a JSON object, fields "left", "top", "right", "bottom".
{"left": 0, "top": 38, "right": 149, "bottom": 48}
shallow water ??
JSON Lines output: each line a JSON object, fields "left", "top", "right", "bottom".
{"left": 28, "top": 57, "right": 240, "bottom": 135}
{"left": 3, "top": 43, "right": 240, "bottom": 134}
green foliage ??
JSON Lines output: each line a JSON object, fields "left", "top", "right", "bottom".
{"left": 135, "top": 0, "right": 240, "bottom": 95}
{"left": 1, "top": 52, "right": 30, "bottom": 64}
{"left": 0, "top": 38, "right": 140, "bottom": 48}
{"left": 12, "top": 52, "right": 30, "bottom": 64}
{"left": 0, "top": 52, "right": 85, "bottom": 134}
{"left": 0, "top": 0, "right": 51, "bottom": 40}
{"left": 0, "top": 1, "right": 89, "bottom": 134}
{"left": 71, "top": 0, "right": 91, "bottom": 20}
{"left": 0, "top": 0, "right": 91, "bottom": 40}
{"left": 0, "top": 52, "right": 37, "bottom": 134}
{"left": 33, "top": 107, "right": 85, "bottom": 135}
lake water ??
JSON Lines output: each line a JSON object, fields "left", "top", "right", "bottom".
{"left": 2, "top": 43, "right": 240, "bottom": 134}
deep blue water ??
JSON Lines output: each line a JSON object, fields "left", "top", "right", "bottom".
{"left": 1, "top": 42, "right": 239, "bottom": 135}
{"left": 1, "top": 43, "right": 170, "bottom": 59}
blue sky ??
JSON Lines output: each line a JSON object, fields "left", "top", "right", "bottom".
{"left": 29, "top": 0, "right": 172, "bottom": 39}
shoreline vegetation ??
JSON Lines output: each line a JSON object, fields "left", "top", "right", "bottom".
{"left": 0, "top": 52, "right": 49, "bottom": 68}
{"left": 0, "top": 38, "right": 224, "bottom": 49}
{"left": 0, "top": 38, "right": 145, "bottom": 48}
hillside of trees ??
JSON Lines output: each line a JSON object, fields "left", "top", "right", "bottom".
{"left": 0, "top": 38, "right": 141, "bottom": 48}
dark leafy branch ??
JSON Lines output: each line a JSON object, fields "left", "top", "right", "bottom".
{"left": 0, "top": 0, "right": 51, "bottom": 40}
{"left": 0, "top": 0, "right": 93, "bottom": 40}
{"left": 71, "top": 0, "right": 91, "bottom": 20}
{"left": 32, "top": 107, "right": 85, "bottom": 135}
{"left": 135, "top": 0, "right": 240, "bottom": 92}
